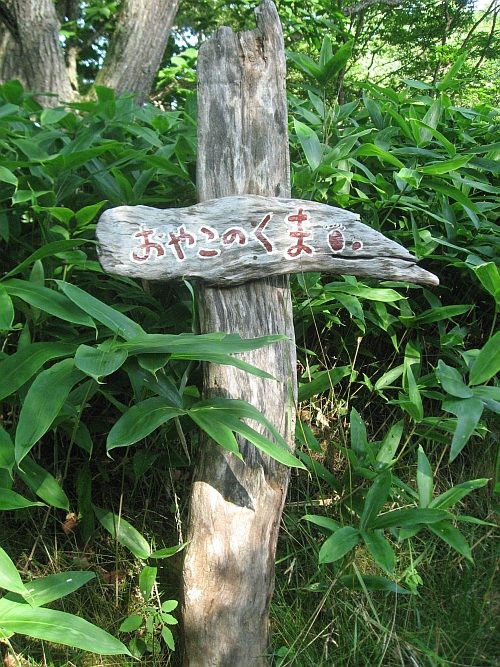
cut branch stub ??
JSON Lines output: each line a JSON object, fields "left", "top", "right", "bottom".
{"left": 96, "top": 194, "right": 439, "bottom": 286}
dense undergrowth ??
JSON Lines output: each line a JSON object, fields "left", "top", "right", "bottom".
{"left": 0, "top": 54, "right": 498, "bottom": 667}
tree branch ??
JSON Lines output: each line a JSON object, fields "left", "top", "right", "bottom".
{"left": 343, "top": 0, "right": 402, "bottom": 15}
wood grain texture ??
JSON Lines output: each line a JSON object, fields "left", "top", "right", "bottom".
{"left": 97, "top": 195, "right": 439, "bottom": 286}
{"left": 181, "top": 2, "right": 296, "bottom": 665}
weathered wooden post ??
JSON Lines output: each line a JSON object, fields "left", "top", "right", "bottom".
{"left": 96, "top": 2, "right": 438, "bottom": 664}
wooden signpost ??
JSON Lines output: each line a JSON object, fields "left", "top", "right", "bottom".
{"left": 96, "top": 2, "right": 438, "bottom": 664}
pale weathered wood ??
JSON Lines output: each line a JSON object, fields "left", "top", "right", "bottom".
{"left": 97, "top": 195, "right": 439, "bottom": 286}
{"left": 181, "top": 2, "right": 296, "bottom": 665}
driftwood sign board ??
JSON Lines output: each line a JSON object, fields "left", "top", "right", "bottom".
{"left": 97, "top": 195, "right": 438, "bottom": 286}
{"left": 96, "top": 2, "right": 438, "bottom": 665}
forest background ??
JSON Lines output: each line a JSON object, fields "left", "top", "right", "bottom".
{"left": 0, "top": 0, "right": 498, "bottom": 665}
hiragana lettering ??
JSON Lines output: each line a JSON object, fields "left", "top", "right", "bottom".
{"left": 131, "top": 228, "right": 166, "bottom": 263}
{"left": 253, "top": 213, "right": 274, "bottom": 253}
{"left": 168, "top": 226, "right": 196, "bottom": 261}
{"left": 285, "top": 208, "right": 314, "bottom": 258}
{"left": 198, "top": 226, "right": 221, "bottom": 258}
{"left": 221, "top": 227, "right": 248, "bottom": 247}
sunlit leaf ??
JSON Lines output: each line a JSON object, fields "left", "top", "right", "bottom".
{"left": 93, "top": 506, "right": 151, "bottom": 559}
{"left": 0, "top": 598, "right": 130, "bottom": 655}
{"left": 442, "top": 397, "right": 484, "bottom": 461}
{"left": 360, "top": 470, "right": 392, "bottom": 530}
{"left": 361, "top": 530, "right": 395, "bottom": 573}
{"left": 417, "top": 446, "right": 433, "bottom": 508}
{"left": 15, "top": 359, "right": 84, "bottom": 465}
{"left": 0, "top": 342, "right": 75, "bottom": 401}
{"left": 0, "top": 548, "right": 28, "bottom": 595}
{"left": 319, "top": 527, "right": 359, "bottom": 564}
{"left": 107, "top": 398, "right": 183, "bottom": 451}
{"left": 428, "top": 521, "right": 472, "bottom": 561}
{"left": 469, "top": 332, "right": 500, "bottom": 386}
{"left": 16, "top": 457, "right": 69, "bottom": 510}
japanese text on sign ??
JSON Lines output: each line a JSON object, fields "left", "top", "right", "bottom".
{"left": 130, "top": 209, "right": 363, "bottom": 264}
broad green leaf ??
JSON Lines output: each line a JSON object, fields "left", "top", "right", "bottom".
{"left": 162, "top": 625, "right": 175, "bottom": 650}
{"left": 56, "top": 281, "right": 144, "bottom": 340}
{"left": 294, "top": 118, "right": 323, "bottom": 170}
{"left": 119, "top": 615, "right": 143, "bottom": 633}
{"left": 0, "top": 165, "right": 18, "bottom": 186}
{"left": 375, "top": 365, "right": 404, "bottom": 391}
{"left": 40, "top": 107, "right": 71, "bottom": 125}
{"left": 161, "top": 600, "right": 178, "bottom": 613}
{"left": 361, "top": 530, "right": 395, "bottom": 573}
{"left": 0, "top": 488, "right": 45, "bottom": 510}
{"left": 419, "top": 156, "right": 471, "bottom": 175}
{"left": 404, "top": 365, "right": 423, "bottom": 421}
{"left": 319, "top": 526, "right": 359, "bottom": 564}
{"left": 107, "top": 399, "right": 184, "bottom": 451}
{"left": 16, "top": 457, "right": 69, "bottom": 510}
{"left": 298, "top": 366, "right": 350, "bottom": 401}
{"left": 417, "top": 446, "right": 433, "bottom": 508}
{"left": 437, "top": 53, "right": 467, "bottom": 91}
{"left": 2, "top": 240, "right": 87, "bottom": 280}
{"left": 318, "top": 40, "right": 353, "bottom": 86}
{"left": 400, "top": 304, "right": 471, "bottom": 326}
{"left": 350, "top": 407, "right": 367, "bottom": 458}
{"left": 4, "top": 279, "right": 94, "bottom": 327}
{"left": 339, "top": 574, "right": 410, "bottom": 594}
{"left": 374, "top": 507, "right": 450, "bottom": 529}
{"left": 303, "top": 515, "right": 341, "bottom": 533}
{"left": 360, "top": 470, "right": 392, "bottom": 530}
{"left": 436, "top": 360, "right": 473, "bottom": 398}
{"left": 428, "top": 521, "right": 472, "bottom": 561}
{"left": 93, "top": 506, "right": 151, "bottom": 559}
{"left": 0, "top": 547, "right": 28, "bottom": 595}
{"left": 0, "top": 342, "right": 75, "bottom": 401}
{"left": 18, "top": 571, "right": 95, "bottom": 607}
{"left": 0, "top": 598, "right": 130, "bottom": 655}
{"left": 188, "top": 410, "right": 241, "bottom": 458}
{"left": 0, "top": 284, "right": 14, "bottom": 329}
{"left": 425, "top": 180, "right": 477, "bottom": 211}
{"left": 420, "top": 98, "right": 442, "bottom": 144}
{"left": 469, "top": 332, "right": 500, "bottom": 385}
{"left": 15, "top": 359, "right": 84, "bottom": 465}
{"left": 287, "top": 51, "right": 322, "bottom": 80}
{"left": 473, "top": 263, "right": 500, "bottom": 305}
{"left": 150, "top": 543, "right": 188, "bottom": 559}
{"left": 429, "top": 478, "right": 489, "bottom": 510}
{"left": 75, "top": 201, "right": 106, "bottom": 228}
{"left": 354, "top": 143, "right": 404, "bottom": 168}
{"left": 376, "top": 420, "right": 404, "bottom": 464}
{"left": 442, "top": 397, "right": 484, "bottom": 461}
{"left": 122, "top": 332, "right": 284, "bottom": 355}
{"left": 0, "top": 424, "right": 14, "bottom": 473}
{"left": 139, "top": 565, "right": 157, "bottom": 601}
{"left": 75, "top": 342, "right": 128, "bottom": 381}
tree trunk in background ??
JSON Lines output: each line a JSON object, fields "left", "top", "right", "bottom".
{"left": 3, "top": 0, "right": 73, "bottom": 105}
{"left": 0, "top": 0, "right": 179, "bottom": 104}
{"left": 0, "top": 26, "right": 24, "bottom": 86}
{"left": 181, "top": 2, "right": 296, "bottom": 665}
{"left": 94, "top": 0, "right": 180, "bottom": 103}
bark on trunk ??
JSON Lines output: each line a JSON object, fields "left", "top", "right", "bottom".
{"left": 181, "top": 2, "right": 296, "bottom": 665}
{"left": 9, "top": 0, "right": 74, "bottom": 105}
{"left": 0, "top": 25, "right": 24, "bottom": 86}
{"left": 94, "top": 0, "right": 179, "bottom": 103}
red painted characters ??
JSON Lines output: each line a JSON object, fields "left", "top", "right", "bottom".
{"left": 129, "top": 209, "right": 365, "bottom": 264}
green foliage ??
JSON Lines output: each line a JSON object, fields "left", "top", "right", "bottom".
{"left": 0, "top": 82, "right": 301, "bottom": 659}
{"left": 1, "top": 6, "right": 498, "bottom": 660}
